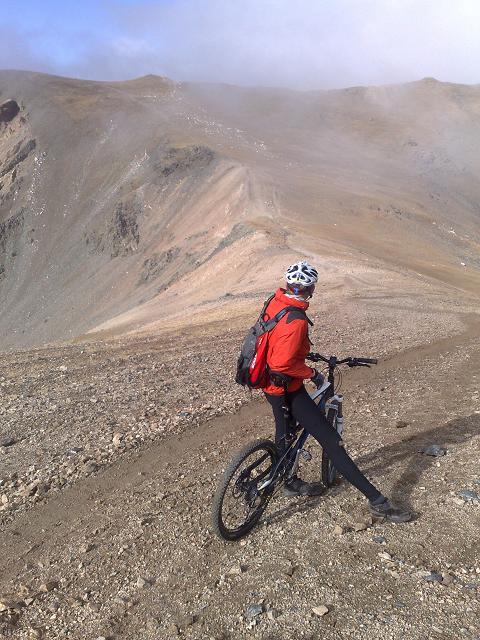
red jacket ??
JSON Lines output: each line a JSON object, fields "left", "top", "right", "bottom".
{"left": 261, "top": 288, "right": 315, "bottom": 396}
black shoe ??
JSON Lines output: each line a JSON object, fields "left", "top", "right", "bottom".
{"left": 370, "top": 498, "right": 412, "bottom": 523}
{"left": 283, "top": 476, "right": 324, "bottom": 497}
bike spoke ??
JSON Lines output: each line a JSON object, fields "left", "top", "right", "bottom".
{"left": 220, "top": 448, "right": 275, "bottom": 533}
{"left": 242, "top": 452, "right": 270, "bottom": 476}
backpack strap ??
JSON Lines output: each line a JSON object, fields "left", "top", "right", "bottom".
{"left": 259, "top": 294, "right": 275, "bottom": 322}
{"left": 258, "top": 295, "right": 314, "bottom": 332}
{"left": 262, "top": 305, "right": 313, "bottom": 331}
{"left": 285, "top": 308, "right": 314, "bottom": 326}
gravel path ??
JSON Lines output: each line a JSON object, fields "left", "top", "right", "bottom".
{"left": 1, "top": 299, "right": 479, "bottom": 639}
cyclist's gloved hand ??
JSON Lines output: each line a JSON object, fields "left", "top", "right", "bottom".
{"left": 310, "top": 368, "right": 325, "bottom": 388}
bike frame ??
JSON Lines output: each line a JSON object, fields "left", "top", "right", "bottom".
{"left": 257, "top": 362, "right": 345, "bottom": 492}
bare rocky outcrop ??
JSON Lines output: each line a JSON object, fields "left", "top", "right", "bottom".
{"left": 0, "top": 99, "right": 20, "bottom": 124}
{"left": 152, "top": 145, "right": 215, "bottom": 181}
{"left": 207, "top": 222, "right": 254, "bottom": 261}
{"left": 0, "top": 209, "right": 24, "bottom": 282}
{"left": 139, "top": 247, "right": 200, "bottom": 292}
{"left": 85, "top": 199, "right": 141, "bottom": 258}
{"left": 140, "top": 247, "right": 181, "bottom": 282}
{"left": 0, "top": 139, "right": 36, "bottom": 179}
{"left": 109, "top": 200, "right": 140, "bottom": 257}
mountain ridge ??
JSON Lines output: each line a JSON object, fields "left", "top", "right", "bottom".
{"left": 0, "top": 70, "right": 479, "bottom": 349}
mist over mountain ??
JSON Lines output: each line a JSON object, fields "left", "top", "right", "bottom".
{"left": 1, "top": 70, "right": 479, "bottom": 349}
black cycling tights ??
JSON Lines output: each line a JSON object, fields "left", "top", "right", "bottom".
{"left": 264, "top": 385, "right": 382, "bottom": 503}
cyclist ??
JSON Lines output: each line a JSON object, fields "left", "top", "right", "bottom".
{"left": 261, "top": 260, "right": 412, "bottom": 523}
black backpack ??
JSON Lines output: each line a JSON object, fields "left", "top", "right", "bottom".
{"left": 235, "top": 294, "right": 311, "bottom": 388}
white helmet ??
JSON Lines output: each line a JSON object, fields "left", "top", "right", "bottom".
{"left": 285, "top": 260, "right": 318, "bottom": 286}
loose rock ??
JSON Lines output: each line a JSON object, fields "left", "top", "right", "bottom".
{"left": 421, "top": 445, "right": 446, "bottom": 457}
{"left": 39, "top": 581, "right": 59, "bottom": 593}
{"left": 352, "top": 521, "right": 370, "bottom": 532}
{"left": 0, "top": 597, "right": 25, "bottom": 612}
{"left": 112, "top": 433, "right": 123, "bottom": 447}
{"left": 246, "top": 604, "right": 264, "bottom": 619}
{"left": 167, "top": 623, "right": 179, "bottom": 636}
{"left": 373, "top": 535, "right": 386, "bottom": 544}
{"left": 458, "top": 490, "right": 480, "bottom": 502}
{"left": 424, "top": 572, "right": 443, "bottom": 583}
{"left": 312, "top": 605, "right": 329, "bottom": 617}
{"left": 228, "top": 564, "right": 246, "bottom": 575}
{"left": 136, "top": 576, "right": 153, "bottom": 589}
{"left": 176, "top": 614, "right": 196, "bottom": 628}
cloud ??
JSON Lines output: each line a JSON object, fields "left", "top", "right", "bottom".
{"left": 0, "top": 26, "right": 55, "bottom": 75}
{"left": 1, "top": 0, "right": 480, "bottom": 88}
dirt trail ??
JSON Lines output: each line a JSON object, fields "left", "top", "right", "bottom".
{"left": 1, "top": 313, "right": 479, "bottom": 639}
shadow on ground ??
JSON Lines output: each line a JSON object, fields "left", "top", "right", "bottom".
{"left": 261, "top": 414, "right": 479, "bottom": 527}
{"left": 359, "top": 413, "right": 480, "bottom": 509}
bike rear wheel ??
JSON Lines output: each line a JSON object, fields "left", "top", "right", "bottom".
{"left": 321, "top": 407, "right": 338, "bottom": 487}
{"left": 212, "top": 439, "right": 278, "bottom": 541}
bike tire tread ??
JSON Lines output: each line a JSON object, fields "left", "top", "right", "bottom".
{"left": 211, "top": 438, "right": 278, "bottom": 541}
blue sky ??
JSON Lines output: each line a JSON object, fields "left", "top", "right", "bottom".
{"left": 2, "top": 1, "right": 143, "bottom": 69}
{"left": 1, "top": 0, "right": 479, "bottom": 89}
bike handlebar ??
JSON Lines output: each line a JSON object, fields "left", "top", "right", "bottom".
{"left": 307, "top": 353, "right": 378, "bottom": 367}
{"left": 355, "top": 357, "right": 378, "bottom": 365}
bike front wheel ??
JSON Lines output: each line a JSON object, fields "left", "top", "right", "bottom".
{"left": 321, "top": 407, "right": 339, "bottom": 487}
{"left": 212, "top": 439, "right": 278, "bottom": 541}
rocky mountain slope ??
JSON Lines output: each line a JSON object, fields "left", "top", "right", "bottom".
{"left": 0, "top": 71, "right": 479, "bottom": 349}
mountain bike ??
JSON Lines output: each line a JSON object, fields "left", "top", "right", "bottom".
{"left": 212, "top": 353, "right": 378, "bottom": 540}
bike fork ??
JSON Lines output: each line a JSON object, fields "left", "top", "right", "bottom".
{"left": 326, "top": 394, "right": 344, "bottom": 437}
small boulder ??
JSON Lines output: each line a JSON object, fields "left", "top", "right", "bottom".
{"left": 228, "top": 564, "right": 246, "bottom": 575}
{"left": 282, "top": 562, "right": 296, "bottom": 577}
{"left": 424, "top": 571, "right": 443, "bottom": 583}
{"left": 136, "top": 576, "right": 153, "bottom": 589}
{"left": 312, "top": 605, "right": 329, "bottom": 617}
{"left": 167, "top": 623, "right": 180, "bottom": 636}
{"left": 352, "top": 520, "right": 370, "bottom": 532}
{"left": 458, "top": 490, "right": 480, "bottom": 502}
{"left": 112, "top": 433, "right": 123, "bottom": 447}
{"left": 39, "top": 581, "right": 59, "bottom": 593}
{"left": 176, "top": 614, "right": 196, "bottom": 628}
{"left": 0, "top": 596, "right": 25, "bottom": 612}
{"left": 421, "top": 445, "right": 446, "bottom": 457}
{"left": 267, "top": 609, "right": 279, "bottom": 620}
{"left": 246, "top": 603, "right": 264, "bottom": 619}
